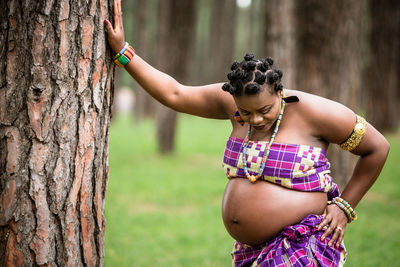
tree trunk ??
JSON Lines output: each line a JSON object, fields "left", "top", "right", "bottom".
{"left": 262, "top": 0, "right": 296, "bottom": 89}
{"left": 191, "top": 0, "right": 211, "bottom": 85}
{"left": 294, "top": 0, "right": 364, "bottom": 189}
{"left": 0, "top": 0, "right": 114, "bottom": 266}
{"left": 155, "top": 0, "right": 197, "bottom": 153}
{"left": 208, "top": 0, "right": 237, "bottom": 83}
{"left": 248, "top": 0, "right": 264, "bottom": 56}
{"left": 132, "top": 0, "right": 158, "bottom": 121}
{"left": 363, "top": 0, "right": 400, "bottom": 132}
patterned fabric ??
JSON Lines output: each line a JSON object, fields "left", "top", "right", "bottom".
{"left": 231, "top": 215, "right": 347, "bottom": 267}
{"left": 222, "top": 137, "right": 346, "bottom": 266}
{"left": 222, "top": 137, "right": 340, "bottom": 200}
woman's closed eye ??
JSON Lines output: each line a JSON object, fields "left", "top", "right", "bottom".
{"left": 240, "top": 108, "right": 270, "bottom": 116}
{"left": 240, "top": 110, "right": 251, "bottom": 116}
{"left": 260, "top": 108, "right": 271, "bottom": 114}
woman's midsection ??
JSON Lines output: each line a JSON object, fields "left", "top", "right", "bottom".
{"left": 222, "top": 178, "right": 327, "bottom": 246}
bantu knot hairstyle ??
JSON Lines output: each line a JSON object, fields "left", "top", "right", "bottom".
{"left": 222, "top": 53, "right": 284, "bottom": 96}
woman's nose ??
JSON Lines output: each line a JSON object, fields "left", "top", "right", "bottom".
{"left": 250, "top": 114, "right": 263, "bottom": 125}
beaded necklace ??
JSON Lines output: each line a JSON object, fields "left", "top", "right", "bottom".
{"left": 242, "top": 99, "right": 286, "bottom": 183}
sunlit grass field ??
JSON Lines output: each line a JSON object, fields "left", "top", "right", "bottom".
{"left": 105, "top": 113, "right": 400, "bottom": 267}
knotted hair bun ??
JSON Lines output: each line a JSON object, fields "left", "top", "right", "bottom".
{"left": 275, "top": 69, "right": 283, "bottom": 79}
{"left": 256, "top": 62, "right": 267, "bottom": 72}
{"left": 227, "top": 71, "right": 235, "bottom": 81}
{"left": 232, "top": 80, "right": 243, "bottom": 93}
{"left": 222, "top": 83, "right": 234, "bottom": 94}
{"left": 244, "top": 53, "right": 255, "bottom": 61}
{"left": 275, "top": 83, "right": 283, "bottom": 91}
{"left": 242, "top": 61, "right": 256, "bottom": 71}
{"left": 230, "top": 61, "right": 239, "bottom": 71}
{"left": 221, "top": 53, "right": 284, "bottom": 96}
{"left": 267, "top": 71, "right": 280, "bottom": 84}
{"left": 245, "top": 83, "right": 260, "bottom": 94}
{"left": 227, "top": 69, "right": 253, "bottom": 84}
{"left": 254, "top": 71, "right": 266, "bottom": 85}
{"left": 266, "top": 57, "right": 274, "bottom": 66}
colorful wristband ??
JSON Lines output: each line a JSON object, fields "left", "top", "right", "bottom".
{"left": 113, "top": 42, "right": 135, "bottom": 67}
{"left": 113, "top": 42, "right": 129, "bottom": 60}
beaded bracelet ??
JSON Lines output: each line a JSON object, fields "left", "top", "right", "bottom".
{"left": 113, "top": 42, "right": 135, "bottom": 67}
{"left": 328, "top": 197, "right": 358, "bottom": 223}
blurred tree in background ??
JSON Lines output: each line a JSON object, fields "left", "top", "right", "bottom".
{"left": 262, "top": 0, "right": 296, "bottom": 89}
{"left": 363, "top": 0, "right": 400, "bottom": 132}
{"left": 131, "top": 0, "right": 159, "bottom": 121}
{"left": 117, "top": 0, "right": 399, "bottom": 186}
{"left": 207, "top": 0, "right": 238, "bottom": 83}
{"left": 294, "top": 0, "right": 364, "bottom": 188}
{"left": 155, "top": 0, "right": 197, "bottom": 153}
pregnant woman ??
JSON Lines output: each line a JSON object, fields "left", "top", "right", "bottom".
{"left": 104, "top": 1, "right": 390, "bottom": 266}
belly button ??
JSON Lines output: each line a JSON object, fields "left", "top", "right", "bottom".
{"left": 232, "top": 219, "right": 239, "bottom": 224}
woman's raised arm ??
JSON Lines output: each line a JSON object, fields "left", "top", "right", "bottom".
{"left": 104, "top": 0, "right": 233, "bottom": 119}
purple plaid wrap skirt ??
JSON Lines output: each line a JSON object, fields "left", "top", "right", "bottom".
{"left": 231, "top": 214, "right": 347, "bottom": 267}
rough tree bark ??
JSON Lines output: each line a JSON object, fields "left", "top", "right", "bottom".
{"left": 363, "top": 0, "right": 400, "bottom": 132}
{"left": 155, "top": 0, "right": 197, "bottom": 153}
{"left": 0, "top": 0, "right": 114, "bottom": 266}
{"left": 294, "top": 0, "right": 364, "bottom": 189}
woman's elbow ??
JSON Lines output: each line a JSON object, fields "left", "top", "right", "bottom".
{"left": 372, "top": 135, "right": 390, "bottom": 162}
{"left": 159, "top": 82, "right": 182, "bottom": 110}
{"left": 381, "top": 137, "right": 390, "bottom": 159}
{"left": 368, "top": 125, "right": 390, "bottom": 160}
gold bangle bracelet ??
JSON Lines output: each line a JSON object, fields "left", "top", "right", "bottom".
{"left": 340, "top": 115, "right": 366, "bottom": 151}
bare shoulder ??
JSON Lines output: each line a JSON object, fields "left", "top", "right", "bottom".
{"left": 285, "top": 89, "right": 356, "bottom": 144}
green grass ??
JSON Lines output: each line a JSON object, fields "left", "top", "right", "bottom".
{"left": 105, "top": 114, "right": 400, "bottom": 267}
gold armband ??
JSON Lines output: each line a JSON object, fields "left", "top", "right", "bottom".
{"left": 339, "top": 115, "right": 366, "bottom": 151}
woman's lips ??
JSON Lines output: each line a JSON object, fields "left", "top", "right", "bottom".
{"left": 253, "top": 125, "right": 266, "bottom": 131}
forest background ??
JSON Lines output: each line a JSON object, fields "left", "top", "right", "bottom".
{"left": 106, "top": 0, "right": 400, "bottom": 266}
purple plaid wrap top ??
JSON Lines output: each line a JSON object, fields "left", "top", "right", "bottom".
{"left": 222, "top": 137, "right": 340, "bottom": 200}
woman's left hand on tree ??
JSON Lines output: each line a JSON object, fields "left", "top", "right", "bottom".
{"left": 104, "top": 0, "right": 126, "bottom": 53}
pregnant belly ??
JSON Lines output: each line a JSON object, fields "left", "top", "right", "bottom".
{"left": 222, "top": 178, "right": 327, "bottom": 246}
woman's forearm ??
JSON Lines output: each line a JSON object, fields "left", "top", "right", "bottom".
{"left": 340, "top": 138, "right": 390, "bottom": 208}
{"left": 124, "top": 54, "right": 181, "bottom": 108}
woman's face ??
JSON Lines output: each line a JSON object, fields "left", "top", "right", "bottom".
{"left": 234, "top": 88, "right": 282, "bottom": 133}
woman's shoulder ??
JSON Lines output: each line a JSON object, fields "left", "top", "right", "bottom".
{"left": 285, "top": 89, "right": 353, "bottom": 117}
{"left": 285, "top": 89, "right": 357, "bottom": 144}
{"left": 285, "top": 89, "right": 342, "bottom": 107}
